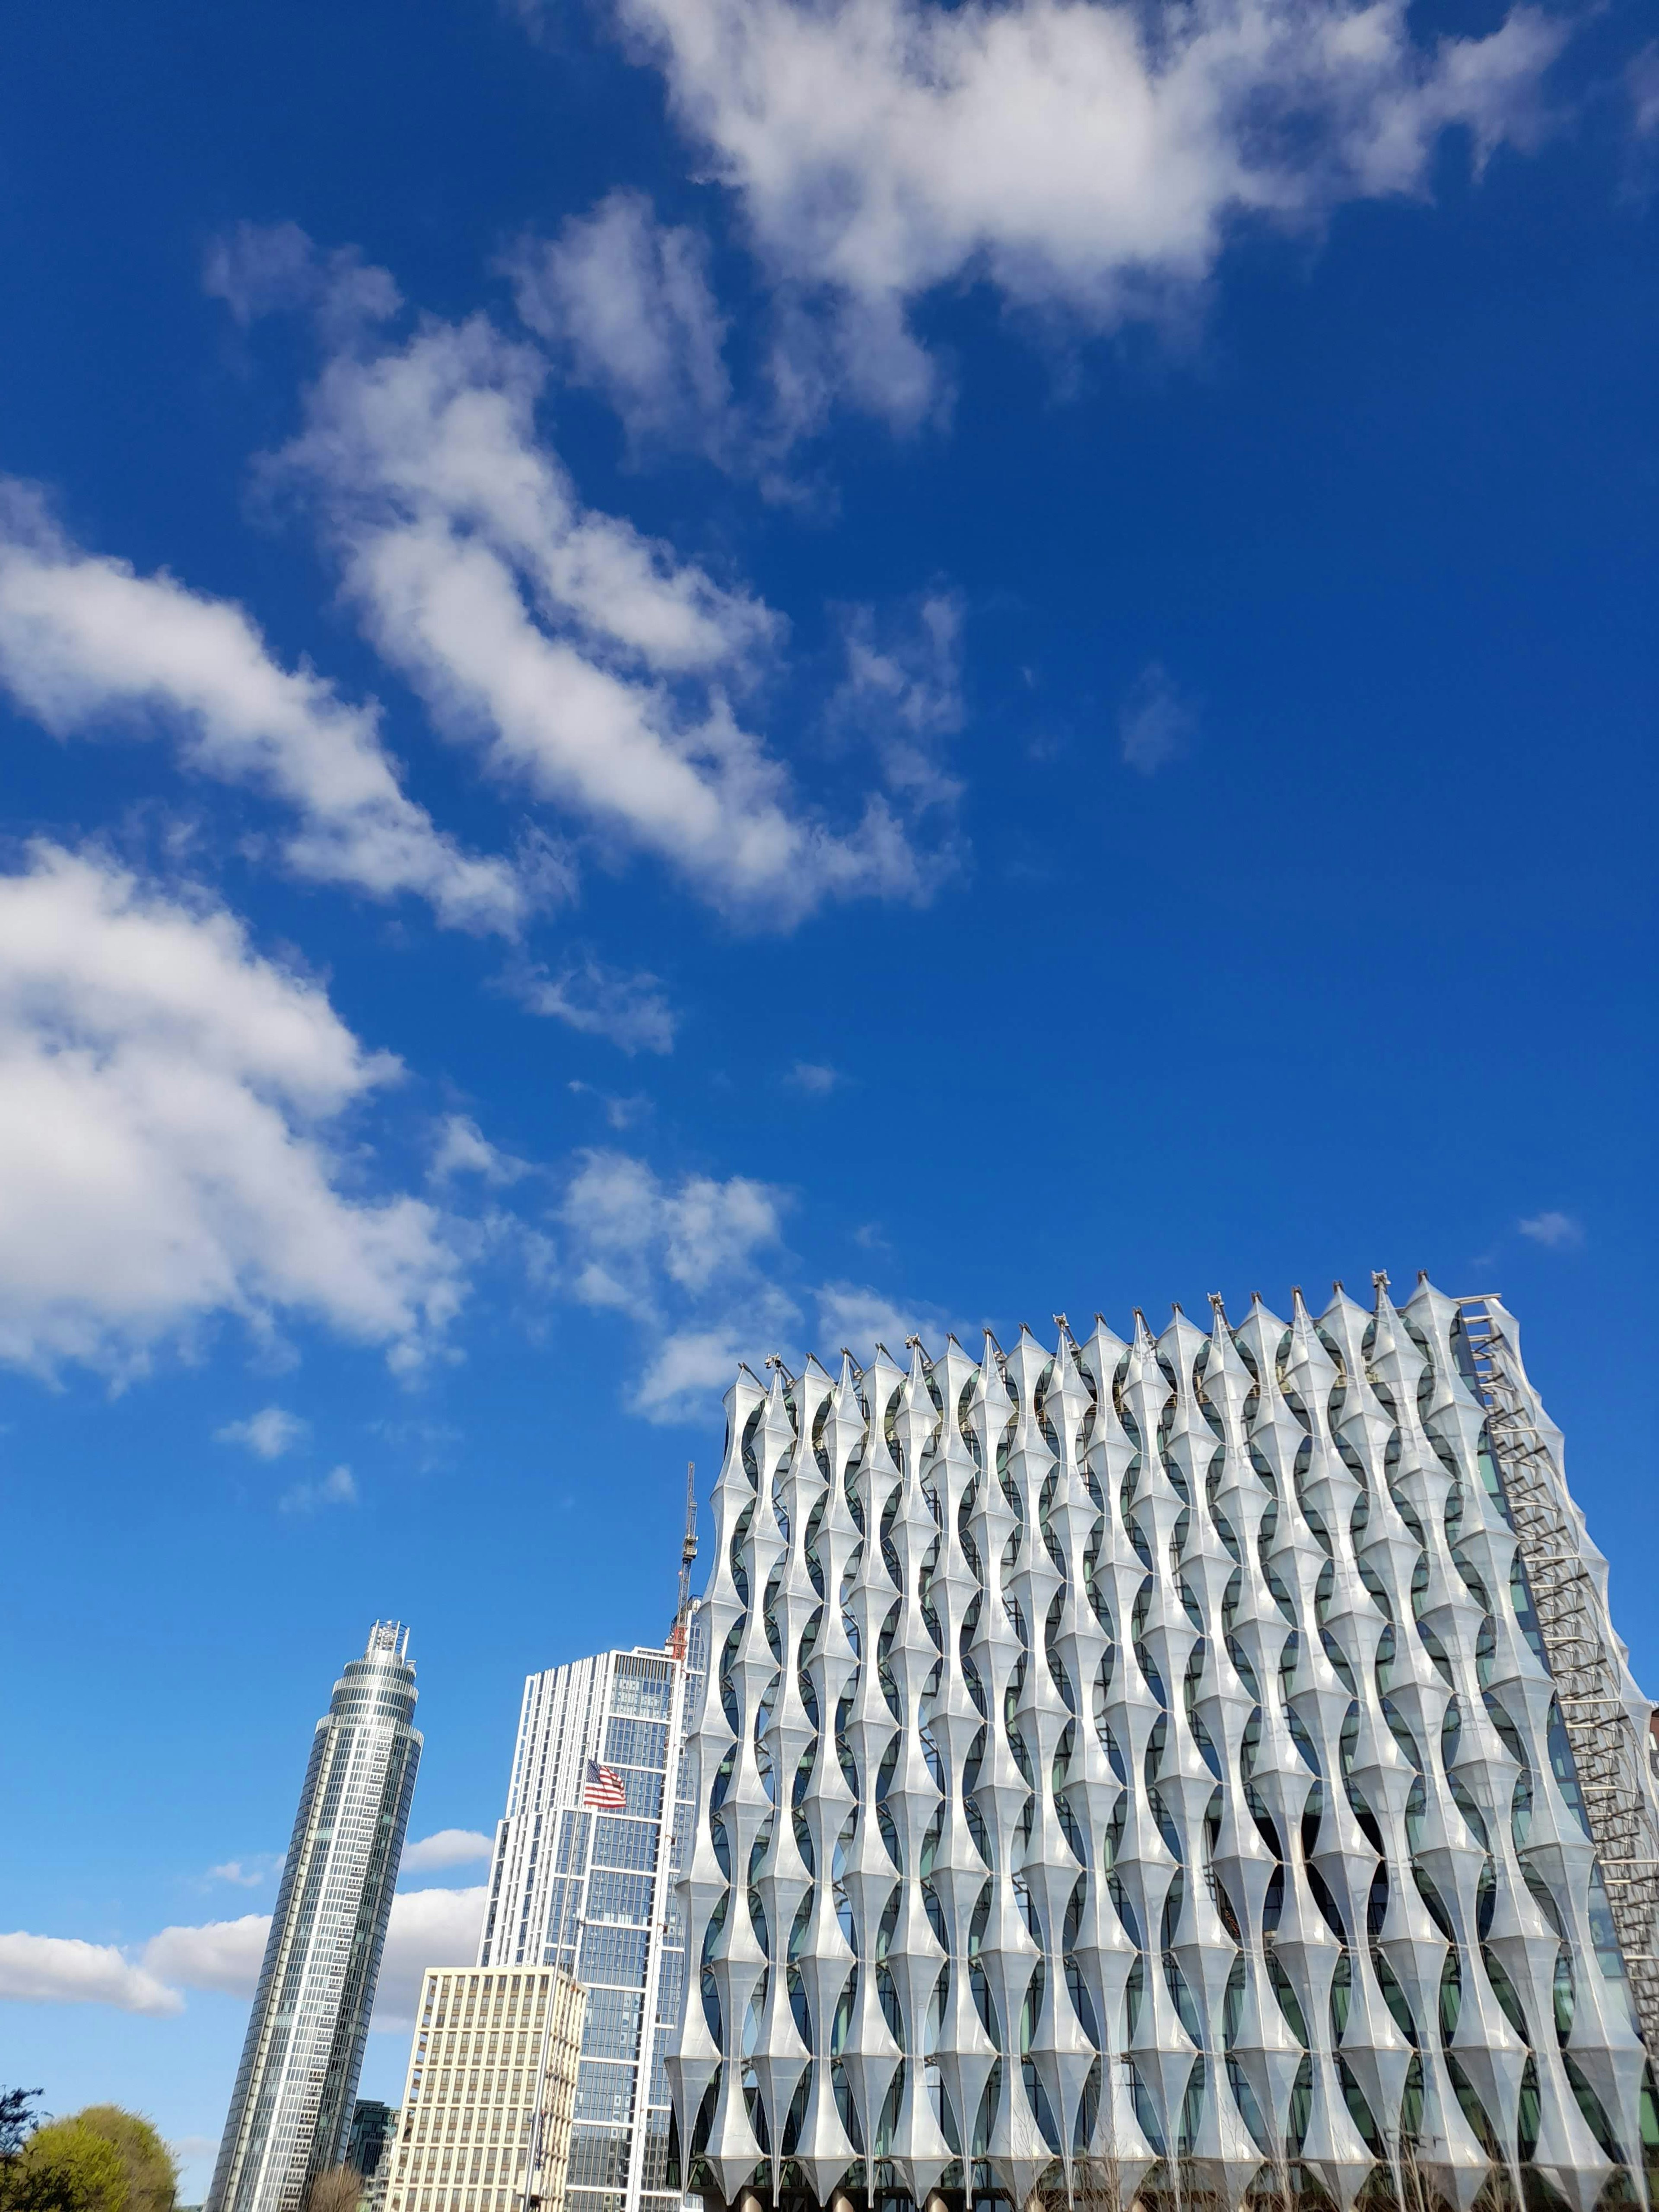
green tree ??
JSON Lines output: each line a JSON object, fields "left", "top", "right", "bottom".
{"left": 1, "top": 2119, "right": 128, "bottom": 2212}
{"left": 66, "top": 2116, "right": 173, "bottom": 2212}
{"left": 0, "top": 2092, "right": 42, "bottom": 2167}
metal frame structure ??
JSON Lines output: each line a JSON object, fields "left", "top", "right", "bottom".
{"left": 1454, "top": 1295, "right": 1659, "bottom": 2054}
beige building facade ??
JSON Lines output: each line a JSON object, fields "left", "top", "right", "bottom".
{"left": 388, "top": 1967, "right": 586, "bottom": 2212}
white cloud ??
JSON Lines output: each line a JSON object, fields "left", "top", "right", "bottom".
{"left": 0, "top": 1931, "right": 182, "bottom": 2018}
{"left": 430, "top": 1114, "right": 531, "bottom": 1186}
{"left": 1118, "top": 660, "right": 1197, "bottom": 774}
{"left": 134, "top": 1885, "right": 485, "bottom": 2028}
{"left": 559, "top": 1148, "right": 799, "bottom": 1417}
{"left": 3, "top": 1887, "right": 484, "bottom": 2025}
{"left": 1631, "top": 43, "right": 1659, "bottom": 134}
{"left": 507, "top": 192, "right": 737, "bottom": 462}
{"left": 206, "top": 1859, "right": 271, "bottom": 1888}
{"left": 0, "top": 484, "right": 526, "bottom": 935}
{"left": 606, "top": 0, "right": 1567, "bottom": 417}
{"left": 401, "top": 1828, "right": 494, "bottom": 1872}
{"left": 785, "top": 1061, "right": 841, "bottom": 1094}
{"left": 511, "top": 957, "right": 678, "bottom": 1053}
{"left": 372, "top": 1887, "right": 488, "bottom": 2028}
{"left": 142, "top": 1913, "right": 270, "bottom": 1999}
{"left": 1518, "top": 1210, "right": 1583, "bottom": 1250}
{"left": 0, "top": 843, "right": 462, "bottom": 1375}
{"left": 568, "top": 1082, "right": 652, "bottom": 1131}
{"left": 170, "top": 2139, "right": 219, "bottom": 2166}
{"left": 215, "top": 1406, "right": 309, "bottom": 1460}
{"left": 255, "top": 266, "right": 946, "bottom": 922}
{"left": 279, "top": 1464, "right": 358, "bottom": 1513}
{"left": 832, "top": 593, "right": 966, "bottom": 811}
{"left": 205, "top": 220, "right": 403, "bottom": 341}
{"left": 814, "top": 1278, "right": 961, "bottom": 1363}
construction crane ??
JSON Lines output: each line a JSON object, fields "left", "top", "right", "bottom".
{"left": 668, "top": 1460, "right": 697, "bottom": 1663}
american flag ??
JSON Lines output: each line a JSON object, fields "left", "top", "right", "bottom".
{"left": 582, "top": 1759, "right": 627, "bottom": 1811}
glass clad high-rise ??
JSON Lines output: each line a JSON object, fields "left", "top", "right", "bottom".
{"left": 478, "top": 1630, "right": 705, "bottom": 2212}
{"left": 669, "top": 1281, "right": 1659, "bottom": 2212}
{"left": 210, "top": 1623, "right": 422, "bottom": 2212}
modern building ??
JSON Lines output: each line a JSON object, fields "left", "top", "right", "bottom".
{"left": 348, "top": 2104, "right": 399, "bottom": 2212}
{"left": 385, "top": 1967, "right": 586, "bottom": 2212}
{"left": 477, "top": 1635, "right": 705, "bottom": 2212}
{"left": 209, "top": 1623, "right": 423, "bottom": 2212}
{"left": 668, "top": 1282, "right": 1659, "bottom": 2212}
{"left": 350, "top": 2104, "right": 397, "bottom": 2181}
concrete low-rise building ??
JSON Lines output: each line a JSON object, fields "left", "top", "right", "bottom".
{"left": 387, "top": 1967, "right": 586, "bottom": 2212}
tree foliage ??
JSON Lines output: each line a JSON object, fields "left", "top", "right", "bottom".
{"left": 0, "top": 2095, "right": 43, "bottom": 2167}
{"left": 0, "top": 2120, "right": 128, "bottom": 2212}
{"left": 0, "top": 2105, "right": 177, "bottom": 2212}
{"left": 66, "top": 2114, "right": 173, "bottom": 2212}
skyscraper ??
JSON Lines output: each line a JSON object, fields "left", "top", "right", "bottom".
{"left": 477, "top": 1634, "right": 705, "bottom": 2212}
{"left": 210, "top": 1623, "right": 423, "bottom": 2212}
{"left": 669, "top": 1282, "right": 1659, "bottom": 2212}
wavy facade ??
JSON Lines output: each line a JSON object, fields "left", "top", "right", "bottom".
{"left": 668, "top": 1283, "right": 1656, "bottom": 2212}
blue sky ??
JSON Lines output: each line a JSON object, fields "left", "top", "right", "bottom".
{"left": 0, "top": 0, "right": 1655, "bottom": 2188}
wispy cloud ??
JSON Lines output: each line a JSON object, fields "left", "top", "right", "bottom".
{"left": 430, "top": 1115, "right": 531, "bottom": 1186}
{"left": 568, "top": 1082, "right": 651, "bottom": 1131}
{"left": 511, "top": 958, "right": 678, "bottom": 1055}
{"left": 278, "top": 1464, "right": 357, "bottom": 1514}
{"left": 206, "top": 1858, "right": 273, "bottom": 1888}
{"left": 215, "top": 1407, "right": 308, "bottom": 1461}
{"left": 1518, "top": 1209, "right": 1584, "bottom": 1250}
{"left": 559, "top": 1148, "right": 798, "bottom": 1418}
{"left": 1118, "top": 661, "right": 1197, "bottom": 775}
{"left": 814, "top": 1279, "right": 963, "bottom": 1362}
{"left": 506, "top": 192, "right": 737, "bottom": 465}
{"left": 785, "top": 1061, "right": 842, "bottom": 1095}
{"left": 0, "top": 483, "right": 529, "bottom": 935}
{"left": 231, "top": 242, "right": 953, "bottom": 925}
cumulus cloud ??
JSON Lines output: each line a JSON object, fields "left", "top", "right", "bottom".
{"left": 600, "top": 0, "right": 1567, "bottom": 419}
{"left": 510, "top": 957, "right": 678, "bottom": 1053}
{"left": 215, "top": 1406, "right": 308, "bottom": 1460}
{"left": 234, "top": 242, "right": 947, "bottom": 922}
{"left": 507, "top": 192, "right": 737, "bottom": 462}
{"left": 1118, "top": 660, "right": 1198, "bottom": 774}
{"left": 0, "top": 1931, "right": 183, "bottom": 2017}
{"left": 279, "top": 1464, "right": 358, "bottom": 1513}
{"left": 559, "top": 1148, "right": 799, "bottom": 1416}
{"left": 142, "top": 1913, "right": 270, "bottom": 2000}
{"left": 401, "top": 1828, "right": 494, "bottom": 1872}
{"left": 133, "top": 1885, "right": 485, "bottom": 2027}
{"left": 0, "top": 843, "right": 462, "bottom": 1375}
{"left": 373, "top": 1887, "right": 488, "bottom": 2027}
{"left": 1518, "top": 1209, "right": 1583, "bottom": 1249}
{"left": 0, "top": 485, "right": 526, "bottom": 934}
